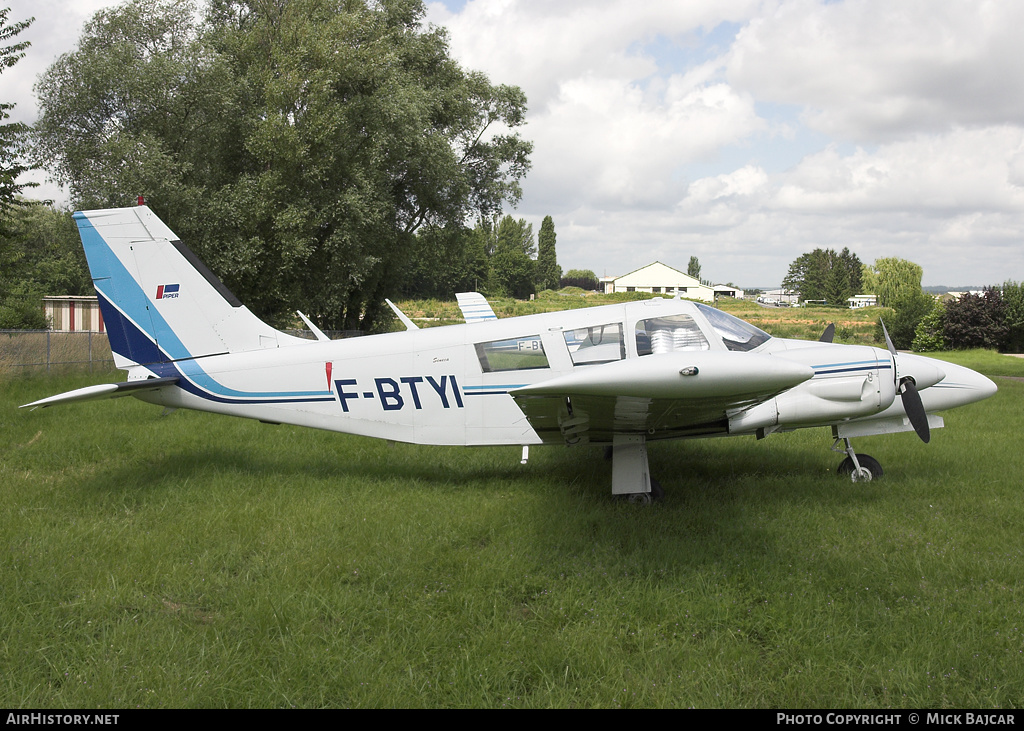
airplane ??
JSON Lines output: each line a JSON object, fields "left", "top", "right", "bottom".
{"left": 22, "top": 205, "right": 998, "bottom": 503}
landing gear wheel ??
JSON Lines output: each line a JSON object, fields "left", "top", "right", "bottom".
{"left": 837, "top": 454, "right": 883, "bottom": 482}
{"left": 625, "top": 479, "right": 663, "bottom": 505}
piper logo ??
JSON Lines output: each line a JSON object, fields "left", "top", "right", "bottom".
{"left": 156, "top": 284, "right": 180, "bottom": 299}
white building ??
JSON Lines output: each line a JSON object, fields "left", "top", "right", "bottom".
{"left": 601, "top": 262, "right": 715, "bottom": 302}
{"left": 713, "top": 284, "right": 745, "bottom": 299}
{"left": 758, "top": 289, "right": 800, "bottom": 306}
{"left": 847, "top": 294, "right": 878, "bottom": 309}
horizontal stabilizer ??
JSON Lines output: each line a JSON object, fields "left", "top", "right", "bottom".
{"left": 456, "top": 292, "right": 497, "bottom": 322}
{"left": 21, "top": 377, "right": 180, "bottom": 410}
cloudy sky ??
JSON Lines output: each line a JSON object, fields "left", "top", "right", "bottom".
{"left": 6, "top": 0, "right": 1024, "bottom": 288}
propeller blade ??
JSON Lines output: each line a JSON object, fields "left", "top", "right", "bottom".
{"left": 881, "top": 317, "right": 931, "bottom": 442}
{"left": 879, "top": 317, "right": 896, "bottom": 356}
{"left": 899, "top": 378, "right": 931, "bottom": 443}
{"left": 819, "top": 323, "right": 835, "bottom": 343}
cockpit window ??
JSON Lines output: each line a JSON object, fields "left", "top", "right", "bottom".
{"left": 696, "top": 303, "right": 772, "bottom": 352}
{"left": 564, "top": 323, "right": 625, "bottom": 365}
{"left": 475, "top": 335, "right": 549, "bottom": 372}
{"left": 635, "top": 314, "right": 709, "bottom": 356}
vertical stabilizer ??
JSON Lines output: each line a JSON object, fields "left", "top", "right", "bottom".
{"left": 76, "top": 206, "right": 304, "bottom": 369}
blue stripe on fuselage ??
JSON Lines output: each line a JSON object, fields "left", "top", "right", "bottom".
{"left": 95, "top": 292, "right": 335, "bottom": 404}
{"left": 811, "top": 359, "right": 891, "bottom": 377}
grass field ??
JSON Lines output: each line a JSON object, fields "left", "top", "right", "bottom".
{"left": 2, "top": 339, "right": 1023, "bottom": 707}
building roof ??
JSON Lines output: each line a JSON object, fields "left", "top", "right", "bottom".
{"left": 610, "top": 261, "right": 704, "bottom": 287}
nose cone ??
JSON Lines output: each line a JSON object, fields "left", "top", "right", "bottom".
{"left": 917, "top": 357, "right": 998, "bottom": 410}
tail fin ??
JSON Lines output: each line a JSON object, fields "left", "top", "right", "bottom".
{"left": 76, "top": 206, "right": 303, "bottom": 370}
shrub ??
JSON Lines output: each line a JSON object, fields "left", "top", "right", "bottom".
{"left": 560, "top": 275, "right": 599, "bottom": 291}
{"left": 1003, "top": 280, "right": 1024, "bottom": 353}
{"left": 912, "top": 300, "right": 947, "bottom": 352}
{"left": 942, "top": 288, "right": 1008, "bottom": 350}
{"left": 874, "top": 290, "right": 933, "bottom": 350}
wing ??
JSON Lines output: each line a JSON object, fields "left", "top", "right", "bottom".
{"left": 510, "top": 351, "right": 813, "bottom": 445}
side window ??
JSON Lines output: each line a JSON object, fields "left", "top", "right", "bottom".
{"left": 635, "top": 314, "right": 709, "bottom": 356}
{"left": 564, "top": 323, "right": 625, "bottom": 365}
{"left": 475, "top": 335, "right": 549, "bottom": 372}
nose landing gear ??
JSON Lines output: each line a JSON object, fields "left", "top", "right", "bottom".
{"left": 832, "top": 437, "right": 884, "bottom": 482}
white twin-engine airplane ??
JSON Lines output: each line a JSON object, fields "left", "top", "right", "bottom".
{"left": 24, "top": 206, "right": 997, "bottom": 502}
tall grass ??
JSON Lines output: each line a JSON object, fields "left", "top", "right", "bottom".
{"left": 2, "top": 366, "right": 1022, "bottom": 708}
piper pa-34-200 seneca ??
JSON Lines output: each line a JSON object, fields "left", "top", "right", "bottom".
{"left": 23, "top": 206, "right": 997, "bottom": 502}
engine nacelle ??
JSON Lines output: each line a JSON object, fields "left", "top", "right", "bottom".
{"left": 728, "top": 345, "right": 897, "bottom": 434}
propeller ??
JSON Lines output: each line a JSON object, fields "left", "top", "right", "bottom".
{"left": 819, "top": 323, "right": 835, "bottom": 343}
{"left": 879, "top": 318, "right": 930, "bottom": 443}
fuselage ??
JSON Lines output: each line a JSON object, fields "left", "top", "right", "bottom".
{"left": 131, "top": 296, "right": 996, "bottom": 447}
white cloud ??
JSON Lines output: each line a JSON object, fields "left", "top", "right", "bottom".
{"left": 726, "top": 0, "right": 1024, "bottom": 142}
{"left": 684, "top": 164, "right": 768, "bottom": 204}
{"left": 527, "top": 76, "right": 763, "bottom": 210}
{"left": 774, "top": 128, "right": 1024, "bottom": 214}
{"left": 426, "top": 1, "right": 768, "bottom": 213}
{"left": 428, "top": 0, "right": 759, "bottom": 108}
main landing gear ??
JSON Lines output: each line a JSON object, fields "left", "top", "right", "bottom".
{"left": 832, "top": 437, "right": 884, "bottom": 482}
{"left": 610, "top": 435, "right": 664, "bottom": 503}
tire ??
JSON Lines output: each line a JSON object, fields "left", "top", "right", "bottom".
{"left": 837, "top": 454, "right": 883, "bottom": 480}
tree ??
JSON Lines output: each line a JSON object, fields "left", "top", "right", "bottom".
{"left": 871, "top": 257, "right": 925, "bottom": 308}
{"left": 0, "top": 7, "right": 36, "bottom": 221}
{"left": 396, "top": 224, "right": 476, "bottom": 299}
{"left": 0, "top": 203, "right": 92, "bottom": 328}
{"left": 33, "top": 0, "right": 532, "bottom": 332}
{"left": 534, "top": 215, "right": 560, "bottom": 291}
{"left": 561, "top": 269, "right": 599, "bottom": 290}
{"left": 863, "top": 257, "right": 930, "bottom": 348}
{"left": 860, "top": 264, "right": 879, "bottom": 295}
{"left": 687, "top": 256, "right": 701, "bottom": 280}
{"left": 823, "top": 262, "right": 851, "bottom": 309}
{"left": 488, "top": 215, "right": 534, "bottom": 298}
{"left": 782, "top": 248, "right": 862, "bottom": 305}
{"left": 33, "top": 0, "right": 231, "bottom": 212}
{"left": 8, "top": 205, "right": 89, "bottom": 293}
{"left": 0, "top": 7, "right": 45, "bottom": 328}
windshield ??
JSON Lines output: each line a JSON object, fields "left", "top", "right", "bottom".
{"left": 696, "top": 304, "right": 772, "bottom": 352}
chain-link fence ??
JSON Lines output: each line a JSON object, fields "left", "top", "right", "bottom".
{"left": 1, "top": 329, "right": 363, "bottom": 376}
{"left": 1, "top": 330, "right": 114, "bottom": 374}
